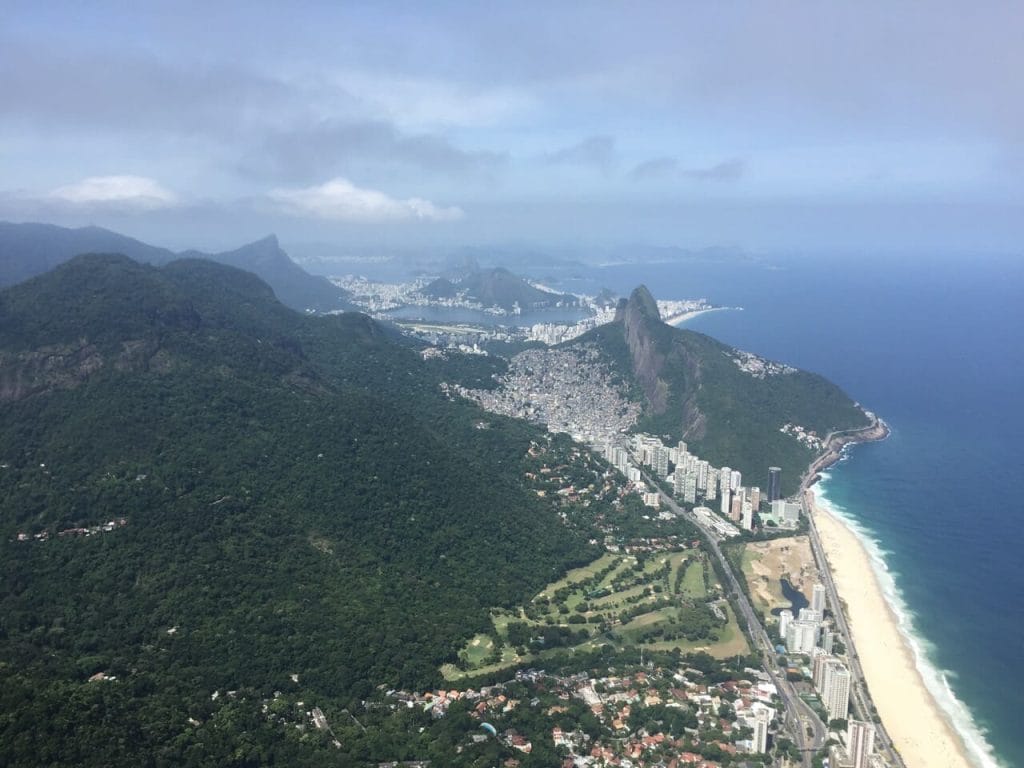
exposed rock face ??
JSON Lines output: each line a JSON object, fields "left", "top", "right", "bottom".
{"left": 0, "top": 341, "right": 104, "bottom": 402}
{"left": 0, "top": 337, "right": 170, "bottom": 402}
{"left": 614, "top": 285, "right": 671, "bottom": 414}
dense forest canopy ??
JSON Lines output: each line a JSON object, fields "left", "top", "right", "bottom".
{"left": 0, "top": 254, "right": 598, "bottom": 765}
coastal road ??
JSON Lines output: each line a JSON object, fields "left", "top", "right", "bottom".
{"left": 802, "top": 492, "right": 907, "bottom": 768}
{"left": 645, "top": 473, "right": 827, "bottom": 767}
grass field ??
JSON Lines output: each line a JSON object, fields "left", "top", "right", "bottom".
{"left": 444, "top": 545, "right": 748, "bottom": 678}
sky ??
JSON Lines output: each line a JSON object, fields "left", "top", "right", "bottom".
{"left": 2, "top": 1, "right": 1023, "bottom": 255}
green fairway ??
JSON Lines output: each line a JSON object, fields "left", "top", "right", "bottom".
{"left": 446, "top": 546, "right": 745, "bottom": 676}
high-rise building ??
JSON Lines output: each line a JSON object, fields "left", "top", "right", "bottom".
{"left": 767, "top": 466, "right": 782, "bottom": 502}
{"left": 786, "top": 620, "right": 819, "bottom": 654}
{"left": 730, "top": 493, "right": 744, "bottom": 522}
{"left": 654, "top": 446, "right": 670, "bottom": 477}
{"left": 822, "top": 629, "right": 835, "bottom": 654}
{"left": 812, "top": 650, "right": 831, "bottom": 688}
{"left": 741, "top": 501, "right": 754, "bottom": 531}
{"left": 704, "top": 472, "right": 718, "bottom": 502}
{"left": 720, "top": 488, "right": 731, "bottom": 516}
{"left": 683, "top": 474, "right": 697, "bottom": 504}
{"left": 730, "top": 469, "right": 742, "bottom": 492}
{"left": 778, "top": 609, "right": 793, "bottom": 642}
{"left": 821, "top": 659, "right": 851, "bottom": 721}
{"left": 812, "top": 583, "right": 827, "bottom": 614}
{"left": 799, "top": 607, "right": 823, "bottom": 623}
{"left": 696, "top": 460, "right": 709, "bottom": 492}
{"left": 752, "top": 706, "right": 771, "bottom": 753}
{"left": 749, "top": 486, "right": 761, "bottom": 510}
{"left": 846, "top": 720, "right": 876, "bottom": 768}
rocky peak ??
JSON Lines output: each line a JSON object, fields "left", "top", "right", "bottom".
{"left": 615, "top": 285, "right": 670, "bottom": 413}
{"left": 614, "top": 284, "right": 661, "bottom": 323}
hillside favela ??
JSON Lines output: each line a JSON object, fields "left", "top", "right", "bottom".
{"left": 1, "top": 5, "right": 1021, "bottom": 768}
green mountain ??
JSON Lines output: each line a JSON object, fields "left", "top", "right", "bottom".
{"left": 422, "top": 267, "right": 580, "bottom": 312}
{"left": 0, "top": 254, "right": 597, "bottom": 766}
{"left": 0, "top": 221, "right": 353, "bottom": 313}
{"left": 574, "top": 286, "right": 870, "bottom": 495}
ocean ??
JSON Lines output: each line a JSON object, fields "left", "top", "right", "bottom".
{"left": 583, "top": 254, "right": 1024, "bottom": 768}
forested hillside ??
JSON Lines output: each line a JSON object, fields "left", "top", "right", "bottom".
{"left": 574, "top": 286, "right": 869, "bottom": 495}
{"left": 0, "top": 255, "right": 597, "bottom": 766}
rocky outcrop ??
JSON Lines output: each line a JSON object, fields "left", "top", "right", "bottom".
{"left": 0, "top": 340, "right": 104, "bottom": 402}
{"left": 614, "top": 285, "right": 671, "bottom": 414}
{"left": 0, "top": 337, "right": 167, "bottom": 402}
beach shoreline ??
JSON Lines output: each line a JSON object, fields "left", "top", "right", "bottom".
{"left": 803, "top": 418, "right": 981, "bottom": 768}
{"left": 664, "top": 305, "right": 737, "bottom": 326}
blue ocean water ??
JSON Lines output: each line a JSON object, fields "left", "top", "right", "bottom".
{"left": 590, "top": 255, "right": 1024, "bottom": 767}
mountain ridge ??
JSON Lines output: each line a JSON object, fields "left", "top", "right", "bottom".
{"left": 422, "top": 266, "right": 580, "bottom": 312}
{"left": 0, "top": 253, "right": 599, "bottom": 765}
{"left": 0, "top": 221, "right": 352, "bottom": 313}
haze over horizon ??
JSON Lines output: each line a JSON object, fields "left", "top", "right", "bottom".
{"left": 2, "top": 1, "right": 1022, "bottom": 256}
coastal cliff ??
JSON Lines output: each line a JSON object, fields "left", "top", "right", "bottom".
{"left": 801, "top": 415, "right": 891, "bottom": 490}
{"left": 578, "top": 285, "right": 872, "bottom": 496}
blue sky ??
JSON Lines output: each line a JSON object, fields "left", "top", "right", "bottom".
{"left": 2, "top": 1, "right": 1022, "bottom": 254}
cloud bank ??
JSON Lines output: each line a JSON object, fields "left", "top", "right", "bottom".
{"left": 48, "top": 175, "right": 179, "bottom": 209}
{"left": 267, "top": 178, "right": 464, "bottom": 222}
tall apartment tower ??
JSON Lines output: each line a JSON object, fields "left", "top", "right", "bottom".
{"left": 786, "top": 620, "right": 819, "bottom": 654}
{"left": 798, "top": 607, "right": 822, "bottom": 623}
{"left": 683, "top": 474, "right": 698, "bottom": 504}
{"left": 654, "top": 446, "right": 670, "bottom": 477}
{"left": 730, "top": 493, "right": 744, "bottom": 522}
{"left": 778, "top": 609, "right": 793, "bottom": 642}
{"left": 846, "top": 720, "right": 877, "bottom": 768}
{"left": 749, "top": 486, "right": 761, "bottom": 510}
{"left": 704, "top": 472, "right": 718, "bottom": 502}
{"left": 741, "top": 501, "right": 754, "bottom": 531}
{"left": 730, "top": 469, "right": 742, "bottom": 492}
{"left": 767, "top": 466, "right": 782, "bottom": 502}
{"left": 822, "top": 630, "right": 835, "bottom": 654}
{"left": 752, "top": 707, "right": 771, "bottom": 753}
{"left": 696, "top": 460, "right": 709, "bottom": 492}
{"left": 821, "top": 660, "right": 851, "bottom": 721}
{"left": 812, "top": 583, "right": 827, "bottom": 614}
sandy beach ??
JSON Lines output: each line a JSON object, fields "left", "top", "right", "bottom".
{"left": 665, "top": 306, "right": 733, "bottom": 326}
{"left": 808, "top": 490, "right": 974, "bottom": 768}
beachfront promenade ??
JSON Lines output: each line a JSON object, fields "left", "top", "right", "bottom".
{"left": 802, "top": 491, "right": 907, "bottom": 768}
{"left": 799, "top": 419, "right": 906, "bottom": 768}
{"left": 647, "top": 472, "right": 826, "bottom": 768}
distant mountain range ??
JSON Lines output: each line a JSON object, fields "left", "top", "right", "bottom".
{"left": 421, "top": 266, "right": 581, "bottom": 312}
{"left": 0, "top": 221, "right": 353, "bottom": 313}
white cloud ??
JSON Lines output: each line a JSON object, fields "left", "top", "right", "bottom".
{"left": 329, "top": 71, "right": 535, "bottom": 130}
{"left": 49, "top": 175, "right": 179, "bottom": 209}
{"left": 267, "top": 177, "right": 464, "bottom": 222}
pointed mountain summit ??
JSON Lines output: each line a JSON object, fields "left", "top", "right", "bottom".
{"left": 191, "top": 233, "right": 353, "bottom": 313}
{"left": 575, "top": 285, "right": 870, "bottom": 495}
{"left": 0, "top": 222, "right": 352, "bottom": 313}
{"left": 614, "top": 284, "right": 661, "bottom": 323}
